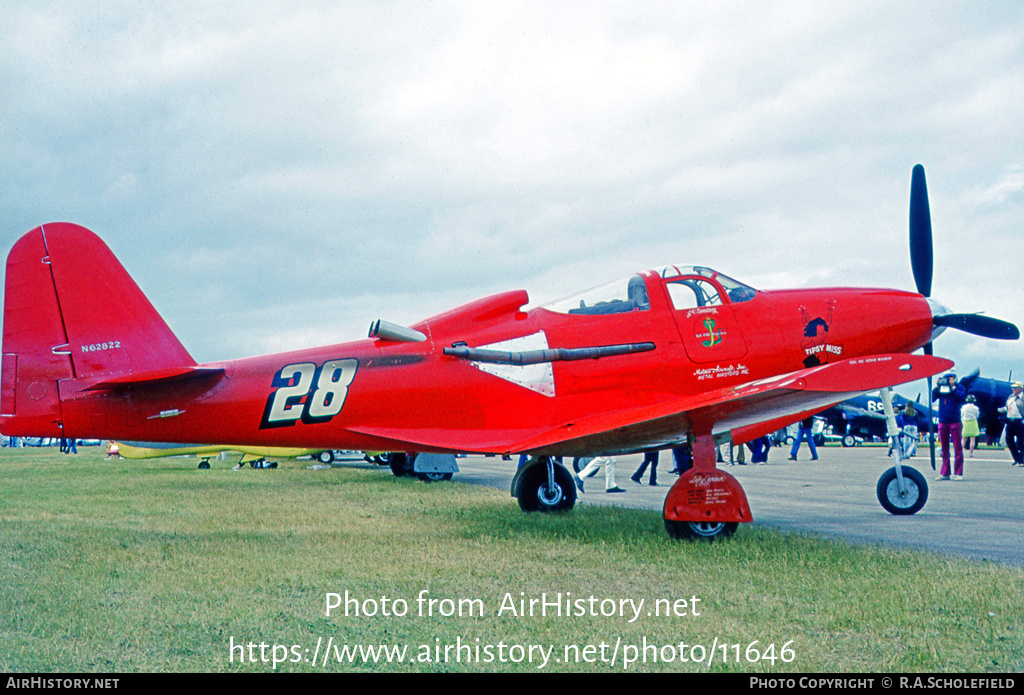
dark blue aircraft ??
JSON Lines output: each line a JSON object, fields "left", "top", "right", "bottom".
{"left": 818, "top": 392, "right": 936, "bottom": 447}
{"left": 820, "top": 369, "right": 1014, "bottom": 447}
{"left": 960, "top": 369, "right": 1015, "bottom": 444}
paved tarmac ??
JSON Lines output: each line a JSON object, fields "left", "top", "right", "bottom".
{"left": 443, "top": 446, "right": 1024, "bottom": 566}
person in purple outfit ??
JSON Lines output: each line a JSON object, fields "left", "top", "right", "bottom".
{"left": 931, "top": 371, "right": 967, "bottom": 480}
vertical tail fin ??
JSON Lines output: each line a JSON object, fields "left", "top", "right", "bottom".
{"left": 2, "top": 223, "right": 194, "bottom": 436}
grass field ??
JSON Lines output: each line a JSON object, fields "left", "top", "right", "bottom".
{"left": 2, "top": 446, "right": 1022, "bottom": 673}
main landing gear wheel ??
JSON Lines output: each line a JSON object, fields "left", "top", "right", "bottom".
{"left": 316, "top": 450, "right": 335, "bottom": 464}
{"left": 664, "top": 520, "right": 738, "bottom": 542}
{"left": 418, "top": 471, "right": 454, "bottom": 482}
{"left": 389, "top": 453, "right": 410, "bottom": 477}
{"left": 842, "top": 434, "right": 857, "bottom": 448}
{"left": 198, "top": 460, "right": 210, "bottom": 469}
{"left": 876, "top": 465, "right": 928, "bottom": 515}
{"left": 517, "top": 462, "right": 577, "bottom": 513}
{"left": 662, "top": 463, "right": 750, "bottom": 541}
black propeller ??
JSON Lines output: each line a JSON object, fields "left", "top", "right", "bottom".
{"left": 906, "top": 164, "right": 1020, "bottom": 469}
{"left": 933, "top": 313, "right": 1020, "bottom": 340}
{"left": 909, "top": 164, "right": 933, "bottom": 299}
{"left": 908, "top": 164, "right": 1020, "bottom": 342}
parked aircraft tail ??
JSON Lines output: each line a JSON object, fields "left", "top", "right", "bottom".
{"left": 1, "top": 223, "right": 196, "bottom": 436}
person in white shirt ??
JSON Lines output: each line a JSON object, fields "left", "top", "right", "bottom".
{"left": 960, "top": 396, "right": 981, "bottom": 458}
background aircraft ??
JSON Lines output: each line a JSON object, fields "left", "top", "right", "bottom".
{"left": 1, "top": 166, "right": 1016, "bottom": 540}
{"left": 818, "top": 393, "right": 936, "bottom": 447}
{"left": 960, "top": 369, "right": 1016, "bottom": 444}
{"left": 115, "top": 441, "right": 332, "bottom": 468}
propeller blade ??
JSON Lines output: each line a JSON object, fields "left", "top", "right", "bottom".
{"left": 933, "top": 313, "right": 1021, "bottom": 340}
{"left": 960, "top": 367, "right": 981, "bottom": 387}
{"left": 909, "top": 164, "right": 933, "bottom": 297}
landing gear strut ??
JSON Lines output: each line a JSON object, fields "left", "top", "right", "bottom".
{"left": 876, "top": 386, "right": 929, "bottom": 515}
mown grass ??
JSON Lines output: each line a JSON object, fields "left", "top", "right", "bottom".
{"left": 1, "top": 447, "right": 1021, "bottom": 673}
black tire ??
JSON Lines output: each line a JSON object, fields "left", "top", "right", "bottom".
{"left": 389, "top": 453, "right": 411, "bottom": 477}
{"left": 317, "top": 450, "right": 335, "bottom": 464}
{"left": 664, "top": 520, "right": 738, "bottom": 541}
{"left": 197, "top": 460, "right": 210, "bottom": 469}
{"left": 876, "top": 466, "right": 928, "bottom": 515}
{"left": 517, "top": 463, "right": 577, "bottom": 513}
{"left": 842, "top": 434, "right": 856, "bottom": 448}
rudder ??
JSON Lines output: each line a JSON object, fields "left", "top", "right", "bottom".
{"left": 1, "top": 223, "right": 195, "bottom": 436}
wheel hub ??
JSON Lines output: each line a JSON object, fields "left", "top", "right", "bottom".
{"left": 689, "top": 521, "right": 727, "bottom": 537}
{"left": 885, "top": 479, "right": 919, "bottom": 508}
{"left": 537, "top": 483, "right": 564, "bottom": 506}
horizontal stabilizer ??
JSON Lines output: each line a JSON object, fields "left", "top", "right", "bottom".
{"left": 84, "top": 366, "right": 226, "bottom": 391}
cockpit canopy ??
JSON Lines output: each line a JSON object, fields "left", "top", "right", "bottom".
{"left": 660, "top": 265, "right": 757, "bottom": 309}
{"left": 543, "top": 274, "right": 651, "bottom": 316}
{"left": 543, "top": 266, "right": 756, "bottom": 316}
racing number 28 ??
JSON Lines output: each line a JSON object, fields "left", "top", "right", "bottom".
{"left": 261, "top": 359, "right": 358, "bottom": 428}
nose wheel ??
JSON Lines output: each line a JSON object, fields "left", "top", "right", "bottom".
{"left": 876, "top": 465, "right": 928, "bottom": 515}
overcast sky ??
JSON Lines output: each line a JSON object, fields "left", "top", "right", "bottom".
{"left": 2, "top": 1, "right": 1022, "bottom": 391}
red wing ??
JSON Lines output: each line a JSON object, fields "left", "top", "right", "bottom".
{"left": 344, "top": 425, "right": 537, "bottom": 455}
{"left": 512, "top": 353, "right": 953, "bottom": 456}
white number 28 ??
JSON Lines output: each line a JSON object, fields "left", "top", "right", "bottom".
{"left": 262, "top": 358, "right": 358, "bottom": 427}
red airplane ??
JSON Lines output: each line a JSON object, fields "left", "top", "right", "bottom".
{"left": 1, "top": 166, "right": 1016, "bottom": 539}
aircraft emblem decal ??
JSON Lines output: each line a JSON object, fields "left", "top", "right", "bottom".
{"left": 700, "top": 318, "right": 724, "bottom": 348}
{"left": 800, "top": 301, "right": 842, "bottom": 367}
{"left": 692, "top": 316, "right": 726, "bottom": 349}
{"left": 260, "top": 358, "right": 358, "bottom": 429}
